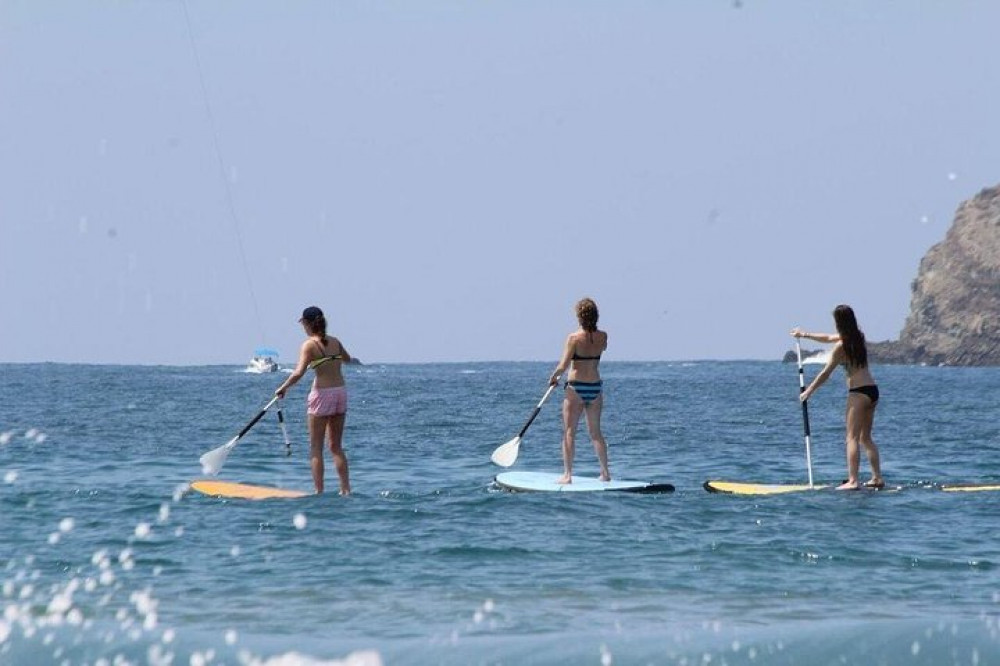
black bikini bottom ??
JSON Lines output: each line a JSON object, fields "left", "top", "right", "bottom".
{"left": 848, "top": 385, "right": 879, "bottom": 405}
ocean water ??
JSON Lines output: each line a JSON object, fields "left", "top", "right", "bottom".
{"left": 1, "top": 361, "right": 999, "bottom": 665}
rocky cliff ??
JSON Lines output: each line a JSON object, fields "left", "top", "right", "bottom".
{"left": 871, "top": 184, "right": 1000, "bottom": 365}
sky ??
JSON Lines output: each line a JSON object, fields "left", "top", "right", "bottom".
{"left": 2, "top": 1, "right": 998, "bottom": 365}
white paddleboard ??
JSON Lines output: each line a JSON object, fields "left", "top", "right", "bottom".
{"left": 495, "top": 471, "right": 673, "bottom": 494}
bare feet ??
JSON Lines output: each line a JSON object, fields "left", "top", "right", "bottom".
{"left": 837, "top": 480, "right": 860, "bottom": 491}
{"left": 556, "top": 474, "right": 572, "bottom": 485}
{"left": 863, "top": 478, "right": 885, "bottom": 489}
{"left": 599, "top": 473, "right": 611, "bottom": 482}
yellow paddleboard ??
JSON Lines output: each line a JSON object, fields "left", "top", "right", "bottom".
{"left": 190, "top": 480, "right": 309, "bottom": 500}
{"left": 940, "top": 483, "right": 1000, "bottom": 493}
{"left": 703, "top": 480, "right": 830, "bottom": 495}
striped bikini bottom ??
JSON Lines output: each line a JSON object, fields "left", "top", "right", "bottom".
{"left": 566, "top": 380, "right": 603, "bottom": 405}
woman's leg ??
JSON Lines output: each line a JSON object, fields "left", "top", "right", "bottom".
{"left": 583, "top": 395, "right": 610, "bottom": 481}
{"left": 326, "top": 413, "right": 350, "bottom": 495}
{"left": 309, "top": 414, "right": 328, "bottom": 494}
{"left": 558, "top": 390, "right": 585, "bottom": 484}
{"left": 839, "top": 393, "right": 867, "bottom": 490}
{"left": 857, "top": 400, "right": 882, "bottom": 485}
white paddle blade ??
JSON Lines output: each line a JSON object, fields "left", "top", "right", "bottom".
{"left": 199, "top": 438, "right": 236, "bottom": 476}
{"left": 490, "top": 436, "right": 521, "bottom": 468}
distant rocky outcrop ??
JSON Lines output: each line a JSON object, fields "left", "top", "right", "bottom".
{"left": 871, "top": 184, "right": 1000, "bottom": 365}
{"left": 783, "top": 184, "right": 1000, "bottom": 365}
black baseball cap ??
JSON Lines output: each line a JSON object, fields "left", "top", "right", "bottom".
{"left": 299, "top": 306, "right": 323, "bottom": 322}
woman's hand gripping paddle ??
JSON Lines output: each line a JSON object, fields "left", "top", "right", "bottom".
{"left": 199, "top": 395, "right": 280, "bottom": 475}
{"left": 491, "top": 383, "right": 557, "bottom": 467}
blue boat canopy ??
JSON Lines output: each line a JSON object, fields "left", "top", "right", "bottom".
{"left": 253, "top": 347, "right": 280, "bottom": 357}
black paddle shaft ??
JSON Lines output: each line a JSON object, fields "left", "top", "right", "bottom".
{"left": 516, "top": 404, "right": 545, "bottom": 438}
{"left": 277, "top": 405, "right": 291, "bottom": 456}
{"left": 235, "top": 406, "right": 271, "bottom": 439}
{"left": 799, "top": 399, "right": 811, "bottom": 437}
{"left": 798, "top": 369, "right": 812, "bottom": 438}
{"left": 794, "top": 339, "right": 817, "bottom": 487}
{"left": 516, "top": 384, "right": 557, "bottom": 438}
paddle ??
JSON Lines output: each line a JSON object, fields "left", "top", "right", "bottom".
{"left": 794, "top": 339, "right": 816, "bottom": 488}
{"left": 199, "top": 395, "right": 280, "bottom": 475}
{"left": 276, "top": 398, "right": 292, "bottom": 456}
{"left": 491, "top": 383, "right": 558, "bottom": 468}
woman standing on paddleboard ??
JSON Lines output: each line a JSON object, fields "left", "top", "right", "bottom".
{"left": 549, "top": 297, "right": 610, "bottom": 485}
{"left": 791, "top": 304, "right": 884, "bottom": 491}
{"left": 275, "top": 306, "right": 352, "bottom": 495}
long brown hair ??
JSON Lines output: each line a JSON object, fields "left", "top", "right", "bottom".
{"left": 576, "top": 298, "right": 599, "bottom": 340}
{"left": 833, "top": 304, "right": 867, "bottom": 369}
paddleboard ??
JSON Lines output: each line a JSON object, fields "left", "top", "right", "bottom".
{"left": 703, "top": 480, "right": 829, "bottom": 495}
{"left": 940, "top": 483, "right": 1000, "bottom": 493}
{"left": 495, "top": 471, "right": 674, "bottom": 494}
{"left": 190, "top": 480, "right": 309, "bottom": 500}
{"left": 703, "top": 480, "right": 906, "bottom": 495}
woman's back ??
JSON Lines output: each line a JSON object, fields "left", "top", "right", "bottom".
{"left": 834, "top": 342, "right": 876, "bottom": 389}
{"left": 568, "top": 330, "right": 607, "bottom": 382}
{"left": 307, "top": 336, "right": 346, "bottom": 388}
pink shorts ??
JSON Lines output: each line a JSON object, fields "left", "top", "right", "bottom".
{"left": 307, "top": 386, "right": 347, "bottom": 416}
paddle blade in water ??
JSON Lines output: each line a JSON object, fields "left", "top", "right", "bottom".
{"left": 199, "top": 438, "right": 235, "bottom": 475}
{"left": 490, "top": 436, "right": 520, "bottom": 468}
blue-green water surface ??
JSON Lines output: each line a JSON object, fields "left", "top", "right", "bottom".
{"left": 1, "top": 361, "right": 999, "bottom": 665}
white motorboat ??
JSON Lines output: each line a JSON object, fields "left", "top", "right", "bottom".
{"left": 245, "top": 347, "right": 280, "bottom": 373}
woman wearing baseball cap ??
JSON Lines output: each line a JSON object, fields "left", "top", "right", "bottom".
{"left": 276, "top": 306, "right": 352, "bottom": 495}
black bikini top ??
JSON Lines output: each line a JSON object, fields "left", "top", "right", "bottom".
{"left": 572, "top": 332, "right": 604, "bottom": 361}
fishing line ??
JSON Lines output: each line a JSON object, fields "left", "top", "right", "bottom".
{"left": 178, "top": 0, "right": 268, "bottom": 345}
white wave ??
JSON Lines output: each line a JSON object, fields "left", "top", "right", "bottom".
{"left": 252, "top": 650, "right": 383, "bottom": 666}
{"left": 802, "top": 350, "right": 832, "bottom": 365}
